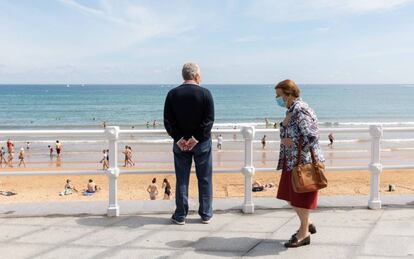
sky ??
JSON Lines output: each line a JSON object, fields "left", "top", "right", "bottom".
{"left": 0, "top": 0, "right": 414, "bottom": 84}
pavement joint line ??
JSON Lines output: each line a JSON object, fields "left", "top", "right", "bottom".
{"left": 357, "top": 254, "right": 414, "bottom": 258}
{"left": 307, "top": 242, "right": 361, "bottom": 247}
{"left": 87, "top": 216, "right": 201, "bottom": 259}
{"left": 315, "top": 225, "right": 375, "bottom": 229}
{"left": 27, "top": 215, "right": 134, "bottom": 259}
{"left": 365, "top": 234, "right": 414, "bottom": 238}
{"left": 354, "top": 208, "right": 386, "bottom": 257}
{"left": 0, "top": 240, "right": 189, "bottom": 252}
{"left": 241, "top": 214, "right": 296, "bottom": 257}
{"left": 163, "top": 212, "right": 270, "bottom": 258}
{"left": 2, "top": 217, "right": 72, "bottom": 244}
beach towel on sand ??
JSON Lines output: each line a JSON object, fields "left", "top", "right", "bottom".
{"left": 0, "top": 191, "right": 17, "bottom": 196}
{"left": 82, "top": 191, "right": 95, "bottom": 196}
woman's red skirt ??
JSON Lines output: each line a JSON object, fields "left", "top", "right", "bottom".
{"left": 276, "top": 160, "right": 318, "bottom": 209}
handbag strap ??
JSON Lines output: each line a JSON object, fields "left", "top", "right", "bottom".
{"left": 310, "top": 146, "right": 317, "bottom": 165}
{"left": 296, "top": 137, "right": 303, "bottom": 167}
{"left": 296, "top": 136, "right": 318, "bottom": 166}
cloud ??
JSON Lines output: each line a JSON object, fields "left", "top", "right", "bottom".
{"left": 341, "top": 0, "right": 410, "bottom": 12}
{"left": 234, "top": 36, "right": 260, "bottom": 43}
{"left": 315, "top": 26, "right": 331, "bottom": 32}
{"left": 58, "top": 0, "right": 194, "bottom": 38}
{"left": 245, "top": 0, "right": 413, "bottom": 23}
{"left": 0, "top": 0, "right": 196, "bottom": 71}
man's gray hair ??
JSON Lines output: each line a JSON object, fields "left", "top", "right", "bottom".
{"left": 182, "top": 63, "right": 200, "bottom": 80}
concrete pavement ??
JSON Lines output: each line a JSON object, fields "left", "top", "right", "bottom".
{"left": 0, "top": 196, "right": 413, "bottom": 258}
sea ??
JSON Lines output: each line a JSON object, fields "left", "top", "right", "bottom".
{"left": 1, "top": 84, "right": 414, "bottom": 129}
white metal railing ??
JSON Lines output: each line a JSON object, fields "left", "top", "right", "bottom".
{"left": 0, "top": 125, "right": 413, "bottom": 216}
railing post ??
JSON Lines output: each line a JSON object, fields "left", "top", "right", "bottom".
{"left": 106, "top": 126, "right": 120, "bottom": 217}
{"left": 368, "top": 125, "right": 383, "bottom": 209}
{"left": 241, "top": 126, "right": 256, "bottom": 214}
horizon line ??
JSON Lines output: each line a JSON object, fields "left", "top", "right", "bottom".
{"left": 0, "top": 83, "right": 413, "bottom": 86}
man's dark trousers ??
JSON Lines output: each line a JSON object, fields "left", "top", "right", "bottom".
{"left": 172, "top": 138, "right": 213, "bottom": 221}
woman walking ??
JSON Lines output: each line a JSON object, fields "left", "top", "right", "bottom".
{"left": 18, "top": 148, "right": 26, "bottom": 167}
{"left": 274, "top": 79, "right": 325, "bottom": 248}
{"left": 55, "top": 140, "right": 62, "bottom": 157}
{"left": 99, "top": 149, "right": 109, "bottom": 170}
{"left": 127, "top": 146, "right": 135, "bottom": 167}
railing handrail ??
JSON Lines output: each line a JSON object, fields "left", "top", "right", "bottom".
{"left": 0, "top": 129, "right": 105, "bottom": 136}
{"left": 2, "top": 126, "right": 413, "bottom": 137}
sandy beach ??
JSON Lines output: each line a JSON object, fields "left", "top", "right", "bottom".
{"left": 1, "top": 168, "right": 413, "bottom": 203}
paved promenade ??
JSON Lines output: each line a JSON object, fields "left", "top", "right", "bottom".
{"left": 0, "top": 196, "right": 413, "bottom": 258}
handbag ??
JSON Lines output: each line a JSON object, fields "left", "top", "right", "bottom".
{"left": 291, "top": 137, "right": 328, "bottom": 193}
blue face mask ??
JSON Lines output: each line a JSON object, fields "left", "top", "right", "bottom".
{"left": 275, "top": 96, "right": 286, "bottom": 108}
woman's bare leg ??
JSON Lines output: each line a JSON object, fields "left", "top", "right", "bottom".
{"left": 292, "top": 206, "right": 311, "bottom": 240}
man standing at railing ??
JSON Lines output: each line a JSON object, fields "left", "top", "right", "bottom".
{"left": 163, "top": 62, "right": 215, "bottom": 225}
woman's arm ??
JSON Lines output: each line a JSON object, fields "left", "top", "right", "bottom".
{"left": 296, "top": 110, "right": 319, "bottom": 152}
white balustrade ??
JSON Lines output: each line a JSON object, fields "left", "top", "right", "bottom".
{"left": 0, "top": 124, "right": 412, "bottom": 216}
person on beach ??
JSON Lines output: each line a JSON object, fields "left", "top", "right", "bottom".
{"left": 163, "top": 62, "right": 215, "bottom": 225}
{"left": 252, "top": 180, "right": 265, "bottom": 192}
{"left": 60, "top": 179, "right": 78, "bottom": 196}
{"left": 252, "top": 180, "right": 275, "bottom": 192}
{"left": 147, "top": 178, "right": 159, "bottom": 200}
{"left": 328, "top": 133, "right": 334, "bottom": 148}
{"left": 18, "top": 148, "right": 26, "bottom": 167}
{"left": 275, "top": 79, "right": 325, "bottom": 248}
{"left": 122, "top": 146, "right": 135, "bottom": 167}
{"left": 162, "top": 178, "right": 172, "bottom": 200}
{"left": 85, "top": 179, "right": 99, "bottom": 193}
{"left": 48, "top": 145, "right": 54, "bottom": 158}
{"left": 273, "top": 122, "right": 278, "bottom": 129}
{"left": 261, "top": 135, "right": 267, "bottom": 149}
{"left": 265, "top": 118, "right": 271, "bottom": 127}
{"left": 106, "top": 149, "right": 109, "bottom": 164}
{"left": 153, "top": 120, "right": 157, "bottom": 128}
{"left": 122, "top": 146, "right": 129, "bottom": 167}
{"left": 0, "top": 147, "right": 6, "bottom": 167}
{"left": 100, "top": 149, "right": 109, "bottom": 170}
{"left": 26, "top": 142, "right": 30, "bottom": 150}
{"left": 146, "top": 121, "right": 150, "bottom": 128}
{"left": 6, "top": 138, "right": 14, "bottom": 154}
{"left": 217, "top": 134, "right": 223, "bottom": 150}
{"left": 127, "top": 146, "right": 135, "bottom": 167}
{"left": 7, "top": 151, "right": 14, "bottom": 168}
{"left": 55, "top": 140, "right": 62, "bottom": 157}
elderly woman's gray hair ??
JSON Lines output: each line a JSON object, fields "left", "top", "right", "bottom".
{"left": 182, "top": 63, "right": 200, "bottom": 80}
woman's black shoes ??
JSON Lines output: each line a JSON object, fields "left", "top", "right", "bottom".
{"left": 309, "top": 223, "right": 317, "bottom": 234}
{"left": 284, "top": 235, "right": 311, "bottom": 248}
{"left": 291, "top": 223, "right": 317, "bottom": 238}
